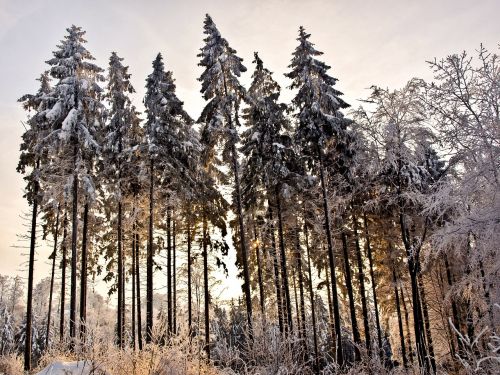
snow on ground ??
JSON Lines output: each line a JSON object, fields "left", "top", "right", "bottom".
{"left": 35, "top": 361, "right": 107, "bottom": 375}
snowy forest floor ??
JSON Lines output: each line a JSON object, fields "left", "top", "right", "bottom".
{"left": 0, "top": 334, "right": 487, "bottom": 375}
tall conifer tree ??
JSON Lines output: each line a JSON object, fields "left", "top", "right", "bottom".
{"left": 286, "top": 26, "right": 351, "bottom": 366}
{"left": 197, "top": 14, "right": 253, "bottom": 336}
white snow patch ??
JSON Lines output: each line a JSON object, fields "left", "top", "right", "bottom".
{"left": 35, "top": 360, "right": 107, "bottom": 375}
{"left": 46, "top": 102, "right": 62, "bottom": 122}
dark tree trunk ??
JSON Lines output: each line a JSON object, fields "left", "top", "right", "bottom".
{"left": 60, "top": 213, "right": 68, "bottom": 343}
{"left": 325, "top": 260, "right": 336, "bottom": 348}
{"left": 146, "top": 159, "right": 154, "bottom": 343}
{"left": 294, "top": 217, "right": 307, "bottom": 344}
{"left": 117, "top": 118, "right": 125, "bottom": 349}
{"left": 253, "top": 221, "right": 265, "bottom": 316}
{"left": 418, "top": 273, "right": 436, "bottom": 373}
{"left": 478, "top": 260, "right": 493, "bottom": 325}
{"left": 400, "top": 285, "right": 414, "bottom": 364}
{"left": 121, "top": 250, "right": 125, "bottom": 346}
{"left": 352, "top": 211, "right": 371, "bottom": 355}
{"left": 46, "top": 206, "right": 60, "bottom": 349}
{"left": 117, "top": 200, "right": 124, "bottom": 348}
{"left": 292, "top": 266, "right": 300, "bottom": 336}
{"left": 396, "top": 132, "right": 430, "bottom": 373}
{"left": 393, "top": 268, "right": 408, "bottom": 368}
{"left": 231, "top": 143, "right": 253, "bottom": 339}
{"left": 444, "top": 255, "right": 462, "bottom": 354}
{"left": 436, "top": 263, "right": 456, "bottom": 358}
{"left": 24, "top": 161, "right": 39, "bottom": 371}
{"left": 465, "top": 233, "right": 475, "bottom": 340}
{"left": 79, "top": 202, "right": 89, "bottom": 343}
{"left": 409, "top": 264, "right": 429, "bottom": 372}
{"left": 399, "top": 212, "right": 430, "bottom": 373}
{"left": 276, "top": 189, "right": 292, "bottom": 332}
{"left": 187, "top": 214, "right": 193, "bottom": 335}
{"left": 132, "top": 223, "right": 136, "bottom": 350}
{"left": 363, "top": 213, "right": 383, "bottom": 353}
{"left": 318, "top": 147, "right": 344, "bottom": 366}
{"left": 166, "top": 206, "right": 172, "bottom": 337}
{"left": 69, "top": 151, "right": 78, "bottom": 347}
{"left": 116, "top": 201, "right": 125, "bottom": 349}
{"left": 304, "top": 223, "right": 319, "bottom": 374}
{"left": 267, "top": 205, "right": 284, "bottom": 334}
{"left": 135, "top": 228, "right": 143, "bottom": 350}
{"left": 341, "top": 230, "right": 360, "bottom": 361}
{"left": 203, "top": 217, "right": 210, "bottom": 360}
{"left": 173, "top": 220, "right": 177, "bottom": 334}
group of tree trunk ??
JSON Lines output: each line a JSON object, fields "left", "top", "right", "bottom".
{"left": 16, "top": 17, "right": 499, "bottom": 375}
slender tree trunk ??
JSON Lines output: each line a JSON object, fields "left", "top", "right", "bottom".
{"left": 294, "top": 216, "right": 307, "bottom": 344}
{"left": 167, "top": 206, "right": 172, "bottom": 337}
{"left": 24, "top": 160, "right": 39, "bottom": 371}
{"left": 69, "top": 150, "right": 78, "bottom": 347}
{"left": 409, "top": 264, "right": 429, "bottom": 372}
{"left": 400, "top": 285, "right": 414, "bottom": 364}
{"left": 46, "top": 206, "right": 60, "bottom": 349}
{"left": 267, "top": 205, "right": 284, "bottom": 334}
{"left": 253, "top": 221, "right": 265, "bottom": 316}
{"left": 341, "top": 230, "right": 360, "bottom": 361}
{"left": 117, "top": 200, "right": 124, "bottom": 348}
{"left": 324, "top": 262, "right": 335, "bottom": 344}
{"left": 304, "top": 223, "right": 319, "bottom": 374}
{"left": 135, "top": 228, "right": 143, "bottom": 350}
{"left": 352, "top": 211, "right": 371, "bottom": 355}
{"left": 79, "top": 202, "right": 89, "bottom": 343}
{"left": 146, "top": 159, "right": 154, "bottom": 343}
{"left": 60, "top": 213, "right": 68, "bottom": 343}
{"left": 393, "top": 268, "right": 408, "bottom": 368}
{"left": 231, "top": 143, "right": 253, "bottom": 339}
{"left": 444, "top": 255, "right": 462, "bottom": 354}
{"left": 418, "top": 273, "right": 436, "bottom": 373}
{"left": 318, "top": 147, "right": 344, "bottom": 366}
{"left": 187, "top": 214, "right": 193, "bottom": 335}
{"left": 117, "top": 123, "right": 125, "bottom": 349}
{"left": 464, "top": 233, "right": 475, "bottom": 342}
{"left": 399, "top": 213, "right": 429, "bottom": 373}
{"left": 436, "top": 264, "right": 456, "bottom": 358}
{"left": 203, "top": 216, "right": 210, "bottom": 360}
{"left": 121, "top": 250, "right": 125, "bottom": 346}
{"left": 276, "top": 190, "right": 292, "bottom": 332}
{"left": 478, "top": 260, "right": 493, "bottom": 325}
{"left": 363, "top": 213, "right": 383, "bottom": 353}
{"left": 173, "top": 219, "right": 177, "bottom": 334}
{"left": 292, "top": 266, "right": 300, "bottom": 336}
{"left": 132, "top": 222, "right": 136, "bottom": 351}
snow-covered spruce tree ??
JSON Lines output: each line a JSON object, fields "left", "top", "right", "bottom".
{"left": 101, "top": 52, "right": 137, "bottom": 348}
{"left": 17, "top": 72, "right": 53, "bottom": 370}
{"left": 127, "top": 104, "right": 145, "bottom": 350}
{"left": 143, "top": 53, "right": 194, "bottom": 342}
{"left": 197, "top": 14, "right": 254, "bottom": 337}
{"left": 43, "top": 25, "right": 104, "bottom": 347}
{"left": 241, "top": 52, "right": 297, "bottom": 335}
{"left": 286, "top": 26, "right": 351, "bottom": 366}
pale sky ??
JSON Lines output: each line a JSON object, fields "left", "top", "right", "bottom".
{"left": 0, "top": 0, "right": 499, "bottom": 298}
